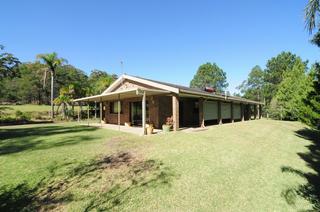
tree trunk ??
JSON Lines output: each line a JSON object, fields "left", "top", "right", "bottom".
{"left": 38, "top": 88, "right": 41, "bottom": 105}
{"left": 56, "top": 104, "right": 60, "bottom": 115}
{"left": 62, "top": 103, "right": 66, "bottom": 120}
{"left": 65, "top": 102, "right": 70, "bottom": 120}
{"left": 95, "top": 101, "right": 97, "bottom": 119}
{"left": 51, "top": 73, "right": 54, "bottom": 119}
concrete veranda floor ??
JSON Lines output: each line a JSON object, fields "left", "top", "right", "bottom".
{"left": 81, "top": 122, "right": 162, "bottom": 135}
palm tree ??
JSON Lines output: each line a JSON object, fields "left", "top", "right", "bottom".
{"left": 305, "top": 0, "right": 320, "bottom": 33}
{"left": 54, "top": 85, "right": 75, "bottom": 120}
{"left": 37, "top": 53, "right": 67, "bottom": 119}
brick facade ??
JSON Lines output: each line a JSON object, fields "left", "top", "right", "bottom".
{"left": 79, "top": 75, "right": 263, "bottom": 131}
{"left": 99, "top": 80, "right": 261, "bottom": 130}
{"left": 103, "top": 95, "right": 172, "bottom": 129}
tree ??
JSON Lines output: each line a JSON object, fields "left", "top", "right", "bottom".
{"left": 37, "top": 53, "right": 67, "bottom": 119}
{"left": 305, "top": 0, "right": 320, "bottom": 47}
{"left": 303, "top": 1, "right": 320, "bottom": 129}
{"left": 264, "top": 52, "right": 306, "bottom": 104}
{"left": 300, "top": 63, "right": 320, "bottom": 129}
{"left": 190, "top": 63, "right": 228, "bottom": 93}
{"left": 87, "top": 69, "right": 117, "bottom": 95}
{"left": 55, "top": 65, "right": 89, "bottom": 99}
{"left": 305, "top": 0, "right": 320, "bottom": 33}
{"left": 4, "top": 62, "right": 48, "bottom": 104}
{"left": 54, "top": 85, "right": 75, "bottom": 119}
{"left": 0, "top": 45, "right": 20, "bottom": 79}
{"left": 237, "top": 65, "right": 264, "bottom": 101}
{"left": 311, "top": 30, "right": 320, "bottom": 47}
{"left": 0, "top": 45, "right": 20, "bottom": 99}
{"left": 273, "top": 58, "right": 310, "bottom": 120}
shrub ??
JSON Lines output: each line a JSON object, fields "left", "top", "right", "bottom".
{"left": 15, "top": 110, "right": 31, "bottom": 121}
{"left": 0, "top": 117, "right": 15, "bottom": 123}
{"left": 165, "top": 116, "right": 174, "bottom": 126}
{"left": 29, "top": 111, "right": 50, "bottom": 120}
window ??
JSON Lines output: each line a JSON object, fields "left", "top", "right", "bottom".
{"left": 110, "top": 101, "right": 122, "bottom": 114}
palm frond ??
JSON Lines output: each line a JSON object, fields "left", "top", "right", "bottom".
{"left": 305, "top": 0, "right": 320, "bottom": 33}
{"left": 36, "top": 52, "right": 66, "bottom": 72}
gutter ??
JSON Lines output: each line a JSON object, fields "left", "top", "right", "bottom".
{"left": 179, "top": 89, "right": 263, "bottom": 105}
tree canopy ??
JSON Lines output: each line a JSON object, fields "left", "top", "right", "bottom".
{"left": 305, "top": 0, "right": 320, "bottom": 33}
{"left": 272, "top": 58, "right": 310, "bottom": 120}
{"left": 264, "top": 52, "right": 306, "bottom": 104}
{"left": 0, "top": 45, "right": 20, "bottom": 79}
{"left": 87, "top": 69, "right": 117, "bottom": 95}
{"left": 0, "top": 50, "right": 117, "bottom": 105}
{"left": 37, "top": 53, "right": 67, "bottom": 74}
{"left": 190, "top": 62, "right": 228, "bottom": 93}
{"left": 237, "top": 65, "right": 264, "bottom": 101}
{"left": 300, "top": 63, "right": 320, "bottom": 129}
{"left": 237, "top": 50, "right": 318, "bottom": 128}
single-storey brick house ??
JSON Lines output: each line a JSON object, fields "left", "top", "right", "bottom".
{"left": 74, "top": 74, "right": 263, "bottom": 134}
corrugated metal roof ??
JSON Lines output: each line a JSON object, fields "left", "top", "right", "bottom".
{"left": 132, "top": 75, "right": 263, "bottom": 105}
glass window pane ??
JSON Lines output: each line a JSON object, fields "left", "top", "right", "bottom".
{"left": 112, "top": 101, "right": 121, "bottom": 113}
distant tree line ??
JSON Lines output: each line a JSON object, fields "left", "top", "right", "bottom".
{"left": 233, "top": 0, "right": 319, "bottom": 129}
{"left": 190, "top": 52, "right": 319, "bottom": 130}
{"left": 0, "top": 48, "right": 117, "bottom": 105}
{"left": 188, "top": 1, "right": 320, "bottom": 130}
{"left": 0, "top": 47, "right": 117, "bottom": 120}
{"left": 236, "top": 51, "right": 314, "bottom": 121}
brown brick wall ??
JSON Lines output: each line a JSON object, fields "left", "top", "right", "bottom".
{"left": 104, "top": 99, "right": 130, "bottom": 125}
{"left": 148, "top": 96, "right": 159, "bottom": 128}
{"left": 158, "top": 96, "right": 172, "bottom": 128}
{"left": 103, "top": 95, "right": 171, "bottom": 129}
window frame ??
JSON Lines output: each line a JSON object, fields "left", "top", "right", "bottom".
{"left": 110, "top": 101, "right": 123, "bottom": 114}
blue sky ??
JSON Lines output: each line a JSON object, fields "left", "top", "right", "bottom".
{"left": 1, "top": 0, "right": 319, "bottom": 93}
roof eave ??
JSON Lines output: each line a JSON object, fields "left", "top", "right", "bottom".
{"left": 179, "top": 89, "right": 263, "bottom": 105}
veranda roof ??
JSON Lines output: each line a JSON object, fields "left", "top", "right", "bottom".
{"left": 73, "top": 87, "right": 170, "bottom": 102}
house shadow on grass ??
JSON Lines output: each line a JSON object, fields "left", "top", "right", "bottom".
{"left": 281, "top": 128, "right": 320, "bottom": 210}
{"left": 0, "top": 152, "right": 176, "bottom": 211}
{"left": 0, "top": 125, "right": 99, "bottom": 155}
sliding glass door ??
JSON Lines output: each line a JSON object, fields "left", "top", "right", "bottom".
{"left": 130, "top": 101, "right": 149, "bottom": 126}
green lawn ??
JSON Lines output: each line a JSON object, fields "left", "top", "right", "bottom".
{"left": 0, "top": 120, "right": 319, "bottom": 211}
{"left": 0, "top": 104, "right": 86, "bottom": 115}
{"left": 0, "top": 104, "right": 92, "bottom": 122}
{"left": 3, "top": 104, "right": 52, "bottom": 113}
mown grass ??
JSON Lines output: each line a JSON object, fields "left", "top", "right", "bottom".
{"left": 0, "top": 120, "right": 319, "bottom": 211}
{"left": 4, "top": 104, "right": 52, "bottom": 113}
{"left": 0, "top": 104, "right": 92, "bottom": 123}
{"left": 0, "top": 104, "right": 85, "bottom": 115}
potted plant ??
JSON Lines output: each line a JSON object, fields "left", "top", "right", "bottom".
{"left": 146, "top": 123, "right": 154, "bottom": 135}
{"left": 162, "top": 116, "right": 173, "bottom": 133}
